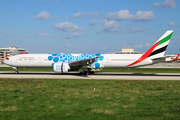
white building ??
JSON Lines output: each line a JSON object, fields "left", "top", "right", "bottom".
{"left": 111, "top": 49, "right": 143, "bottom": 54}
{"left": 0, "top": 46, "right": 28, "bottom": 64}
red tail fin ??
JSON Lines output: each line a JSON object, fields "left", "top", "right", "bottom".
{"left": 176, "top": 54, "right": 180, "bottom": 58}
{"left": 173, "top": 54, "right": 180, "bottom": 61}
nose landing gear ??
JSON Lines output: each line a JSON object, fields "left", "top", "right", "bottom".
{"left": 12, "top": 67, "right": 19, "bottom": 74}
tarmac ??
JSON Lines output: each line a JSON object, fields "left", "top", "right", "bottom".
{"left": 0, "top": 72, "right": 180, "bottom": 80}
{"left": 139, "top": 62, "right": 180, "bottom": 68}
{"left": 0, "top": 62, "right": 180, "bottom": 80}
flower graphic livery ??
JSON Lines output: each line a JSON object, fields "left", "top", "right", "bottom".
{"left": 48, "top": 53, "right": 104, "bottom": 68}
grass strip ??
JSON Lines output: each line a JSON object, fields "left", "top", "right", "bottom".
{"left": 0, "top": 78, "right": 180, "bottom": 119}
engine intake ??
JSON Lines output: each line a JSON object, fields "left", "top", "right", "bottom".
{"left": 53, "top": 63, "right": 70, "bottom": 73}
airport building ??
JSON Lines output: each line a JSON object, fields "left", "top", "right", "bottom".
{"left": 0, "top": 46, "right": 28, "bottom": 64}
{"left": 166, "top": 54, "right": 177, "bottom": 58}
{"left": 111, "top": 49, "right": 143, "bottom": 54}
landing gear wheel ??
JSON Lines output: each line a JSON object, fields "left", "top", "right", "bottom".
{"left": 90, "top": 71, "right": 94, "bottom": 74}
{"left": 88, "top": 71, "right": 94, "bottom": 75}
{"left": 79, "top": 71, "right": 87, "bottom": 75}
{"left": 83, "top": 71, "right": 87, "bottom": 75}
{"left": 15, "top": 71, "right": 19, "bottom": 74}
{"left": 87, "top": 69, "right": 94, "bottom": 75}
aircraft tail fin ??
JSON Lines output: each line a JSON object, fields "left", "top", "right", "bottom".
{"left": 147, "top": 30, "right": 173, "bottom": 59}
{"left": 177, "top": 54, "right": 180, "bottom": 58}
{"left": 128, "top": 30, "right": 173, "bottom": 66}
{"left": 176, "top": 54, "right": 180, "bottom": 59}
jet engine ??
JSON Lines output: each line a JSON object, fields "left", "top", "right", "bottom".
{"left": 53, "top": 63, "right": 70, "bottom": 73}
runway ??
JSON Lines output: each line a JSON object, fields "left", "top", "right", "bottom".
{"left": 0, "top": 71, "right": 180, "bottom": 80}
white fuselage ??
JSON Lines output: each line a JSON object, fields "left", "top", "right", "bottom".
{"left": 4, "top": 53, "right": 155, "bottom": 69}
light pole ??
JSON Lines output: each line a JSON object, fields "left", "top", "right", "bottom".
{"left": 67, "top": 38, "right": 69, "bottom": 54}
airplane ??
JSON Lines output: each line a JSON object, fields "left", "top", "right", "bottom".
{"left": 165, "top": 54, "right": 180, "bottom": 62}
{"left": 4, "top": 30, "right": 174, "bottom": 75}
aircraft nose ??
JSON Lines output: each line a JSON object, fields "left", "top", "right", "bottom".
{"left": 3, "top": 60, "right": 7, "bottom": 64}
{"left": 4, "top": 58, "right": 10, "bottom": 64}
{"left": 3, "top": 57, "right": 13, "bottom": 66}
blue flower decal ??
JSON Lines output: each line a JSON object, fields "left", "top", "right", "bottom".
{"left": 99, "top": 56, "right": 104, "bottom": 61}
{"left": 48, "top": 56, "right": 53, "bottom": 61}
{"left": 95, "top": 53, "right": 101, "bottom": 56}
{"left": 53, "top": 57, "right": 59, "bottom": 63}
{"left": 48, "top": 53, "right": 104, "bottom": 67}
{"left": 95, "top": 63, "right": 100, "bottom": 68}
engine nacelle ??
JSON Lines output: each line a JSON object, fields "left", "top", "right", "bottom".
{"left": 53, "top": 63, "right": 70, "bottom": 73}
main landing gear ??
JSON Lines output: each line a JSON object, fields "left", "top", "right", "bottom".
{"left": 79, "top": 68, "right": 94, "bottom": 75}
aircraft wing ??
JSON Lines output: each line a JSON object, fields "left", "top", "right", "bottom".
{"left": 68, "top": 57, "right": 99, "bottom": 67}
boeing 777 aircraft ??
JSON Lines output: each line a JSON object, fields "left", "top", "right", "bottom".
{"left": 4, "top": 30, "right": 173, "bottom": 75}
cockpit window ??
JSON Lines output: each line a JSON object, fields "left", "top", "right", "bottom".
{"left": 6, "top": 58, "right": 9, "bottom": 60}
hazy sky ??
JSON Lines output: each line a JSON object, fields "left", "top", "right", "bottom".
{"left": 0, "top": 0, "right": 180, "bottom": 54}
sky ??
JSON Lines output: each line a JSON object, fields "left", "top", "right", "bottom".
{"left": 0, "top": 0, "right": 180, "bottom": 54}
